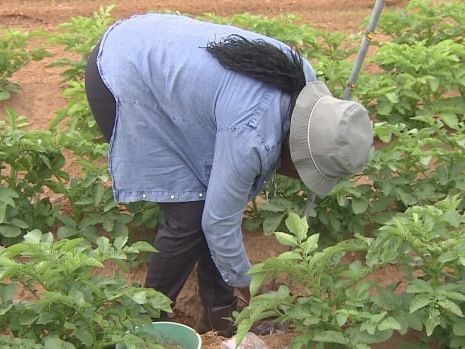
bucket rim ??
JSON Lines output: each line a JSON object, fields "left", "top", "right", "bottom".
{"left": 150, "top": 321, "right": 202, "bottom": 349}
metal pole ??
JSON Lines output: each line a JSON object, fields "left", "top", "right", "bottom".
{"left": 342, "top": 0, "right": 385, "bottom": 100}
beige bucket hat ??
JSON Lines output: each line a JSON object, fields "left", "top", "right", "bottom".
{"left": 289, "top": 81, "right": 373, "bottom": 197}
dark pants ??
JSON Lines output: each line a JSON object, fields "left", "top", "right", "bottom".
{"left": 84, "top": 41, "right": 116, "bottom": 142}
{"left": 145, "top": 201, "right": 235, "bottom": 308}
{"left": 84, "top": 42, "right": 234, "bottom": 308}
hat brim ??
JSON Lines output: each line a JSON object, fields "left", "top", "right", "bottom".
{"left": 289, "top": 81, "right": 338, "bottom": 197}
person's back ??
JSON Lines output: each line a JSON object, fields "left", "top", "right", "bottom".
{"left": 100, "top": 13, "right": 314, "bottom": 126}
{"left": 98, "top": 13, "right": 314, "bottom": 202}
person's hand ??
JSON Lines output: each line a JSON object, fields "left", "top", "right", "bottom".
{"left": 237, "top": 287, "right": 251, "bottom": 304}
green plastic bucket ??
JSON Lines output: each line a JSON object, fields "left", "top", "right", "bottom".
{"left": 116, "top": 321, "right": 202, "bottom": 349}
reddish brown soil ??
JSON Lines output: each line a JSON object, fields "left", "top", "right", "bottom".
{"left": 1, "top": 1, "right": 420, "bottom": 348}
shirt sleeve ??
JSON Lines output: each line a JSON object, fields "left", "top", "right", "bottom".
{"left": 201, "top": 125, "right": 266, "bottom": 288}
{"left": 303, "top": 59, "right": 317, "bottom": 82}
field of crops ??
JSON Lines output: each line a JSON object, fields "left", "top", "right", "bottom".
{"left": 1, "top": 0, "right": 464, "bottom": 348}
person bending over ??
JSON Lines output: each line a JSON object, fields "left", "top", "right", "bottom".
{"left": 85, "top": 13, "right": 373, "bottom": 336}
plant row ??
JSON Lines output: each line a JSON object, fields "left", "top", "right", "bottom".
{"left": 0, "top": 0, "right": 464, "bottom": 347}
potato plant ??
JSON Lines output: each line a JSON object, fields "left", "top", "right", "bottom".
{"left": 0, "top": 110, "right": 68, "bottom": 244}
{"left": 243, "top": 0, "right": 465, "bottom": 243}
{"left": 238, "top": 197, "right": 465, "bottom": 348}
{"left": 0, "top": 231, "right": 171, "bottom": 349}
{"left": 0, "top": 30, "right": 49, "bottom": 101}
{"left": 54, "top": 165, "right": 161, "bottom": 244}
{"left": 377, "top": 0, "right": 465, "bottom": 45}
{"left": 49, "top": 6, "right": 115, "bottom": 141}
{"left": 361, "top": 39, "right": 465, "bottom": 127}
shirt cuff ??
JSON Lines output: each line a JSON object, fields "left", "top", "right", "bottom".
{"left": 212, "top": 254, "right": 252, "bottom": 288}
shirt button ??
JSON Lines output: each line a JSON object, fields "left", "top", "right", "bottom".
{"left": 170, "top": 195, "right": 175, "bottom": 199}
{"left": 199, "top": 193, "right": 203, "bottom": 198}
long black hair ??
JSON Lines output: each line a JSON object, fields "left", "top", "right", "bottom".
{"left": 206, "top": 34, "right": 306, "bottom": 116}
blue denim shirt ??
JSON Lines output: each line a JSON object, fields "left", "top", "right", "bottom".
{"left": 97, "top": 14, "right": 316, "bottom": 287}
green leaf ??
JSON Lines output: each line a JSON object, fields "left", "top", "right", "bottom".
{"left": 131, "top": 291, "right": 147, "bottom": 304}
{"left": 74, "top": 197, "right": 95, "bottom": 206}
{"left": 313, "top": 331, "right": 348, "bottom": 345}
{"left": 18, "top": 311, "right": 38, "bottom": 325}
{"left": 438, "top": 251, "right": 458, "bottom": 264}
{"left": 285, "top": 212, "right": 308, "bottom": 240}
{"left": 114, "top": 235, "right": 128, "bottom": 249}
{"left": 336, "top": 310, "right": 348, "bottom": 327}
{"left": 442, "top": 209, "right": 462, "bottom": 228}
{"left": 43, "top": 336, "right": 76, "bottom": 349}
{"left": 302, "top": 233, "right": 319, "bottom": 255}
{"left": 378, "top": 316, "right": 402, "bottom": 331}
{"left": 75, "top": 329, "right": 93, "bottom": 347}
{"left": 409, "top": 294, "right": 432, "bottom": 313}
{"left": 0, "top": 187, "right": 19, "bottom": 206}
{"left": 262, "top": 213, "right": 285, "bottom": 235}
{"left": 407, "top": 279, "right": 433, "bottom": 294}
{"left": 250, "top": 272, "right": 266, "bottom": 297}
{"left": 39, "top": 154, "right": 52, "bottom": 170}
{"left": 440, "top": 112, "right": 459, "bottom": 129}
{"left": 274, "top": 232, "right": 298, "bottom": 247}
{"left": 81, "top": 257, "right": 103, "bottom": 268}
{"left": 0, "top": 284, "right": 16, "bottom": 302}
{"left": 438, "top": 299, "right": 464, "bottom": 317}
{"left": 0, "top": 203, "right": 6, "bottom": 224}
{"left": 444, "top": 291, "right": 465, "bottom": 302}
{"left": 61, "top": 238, "right": 87, "bottom": 252}
{"left": 0, "top": 225, "right": 22, "bottom": 238}
{"left": 377, "top": 102, "right": 393, "bottom": 116}
{"left": 100, "top": 218, "right": 114, "bottom": 235}
{"left": 450, "top": 336, "right": 465, "bottom": 348}
{"left": 42, "top": 232, "right": 54, "bottom": 244}
{"left": 278, "top": 251, "right": 301, "bottom": 260}
{"left": 377, "top": 127, "right": 393, "bottom": 143}
{"left": 453, "top": 322, "right": 465, "bottom": 336}
{"left": 103, "top": 200, "right": 118, "bottom": 212}
{"left": 37, "top": 311, "right": 54, "bottom": 325}
{"left": 419, "top": 156, "right": 432, "bottom": 168}
{"left": 23, "top": 230, "right": 43, "bottom": 243}
{"left": 428, "top": 78, "right": 439, "bottom": 92}
{"left": 260, "top": 199, "right": 293, "bottom": 212}
{"left": 406, "top": 312, "right": 423, "bottom": 332}
{"left": 93, "top": 182, "right": 105, "bottom": 206}
{"left": 352, "top": 197, "right": 369, "bottom": 214}
{"left": 10, "top": 218, "right": 28, "bottom": 229}
{"left": 113, "top": 222, "right": 129, "bottom": 238}
{"left": 385, "top": 92, "right": 399, "bottom": 104}
{"left": 56, "top": 214, "right": 77, "bottom": 228}
{"left": 69, "top": 288, "right": 85, "bottom": 307}
{"left": 336, "top": 192, "right": 348, "bottom": 206}
{"left": 425, "top": 310, "right": 441, "bottom": 336}
{"left": 57, "top": 226, "right": 76, "bottom": 239}
{"left": 0, "top": 91, "right": 11, "bottom": 101}
{"left": 355, "top": 345, "right": 371, "bottom": 349}
{"left": 285, "top": 212, "right": 301, "bottom": 233}
{"left": 130, "top": 241, "right": 156, "bottom": 253}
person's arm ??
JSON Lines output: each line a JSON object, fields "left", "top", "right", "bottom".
{"left": 201, "top": 126, "right": 266, "bottom": 288}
